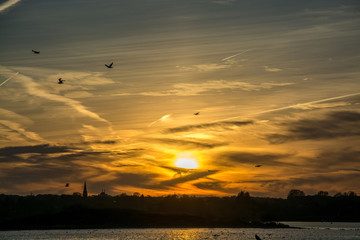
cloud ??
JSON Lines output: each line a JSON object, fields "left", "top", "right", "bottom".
{"left": 0, "top": 120, "right": 46, "bottom": 143}
{"left": 159, "top": 170, "right": 218, "bottom": 188}
{"left": 0, "top": 143, "right": 122, "bottom": 164}
{"left": 0, "top": 108, "right": 44, "bottom": 144}
{"left": 47, "top": 72, "right": 114, "bottom": 86}
{"left": 194, "top": 181, "right": 240, "bottom": 194}
{"left": 175, "top": 49, "right": 252, "bottom": 72}
{"left": 0, "top": 163, "right": 80, "bottom": 188}
{"left": 294, "top": 102, "right": 350, "bottom": 110}
{"left": 265, "top": 173, "right": 360, "bottom": 195}
{"left": 214, "top": 151, "right": 291, "bottom": 167}
{"left": 0, "top": 72, "right": 18, "bottom": 87}
{"left": 14, "top": 72, "right": 111, "bottom": 126}
{"left": 300, "top": 6, "right": 356, "bottom": 18}
{"left": 264, "top": 66, "right": 283, "bottom": 72}
{"left": 266, "top": 110, "right": 360, "bottom": 144}
{"left": 148, "top": 114, "right": 172, "bottom": 127}
{"left": 160, "top": 166, "right": 193, "bottom": 175}
{"left": 176, "top": 64, "right": 231, "bottom": 72}
{"left": 64, "top": 91, "right": 93, "bottom": 98}
{"left": 338, "top": 168, "right": 360, "bottom": 173}
{"left": 0, "top": 143, "right": 144, "bottom": 194}
{"left": 217, "top": 92, "right": 360, "bottom": 122}
{"left": 0, "top": 144, "right": 70, "bottom": 157}
{"left": 165, "top": 121, "right": 253, "bottom": 133}
{"left": 0, "top": 153, "right": 112, "bottom": 194}
{"left": 0, "top": 141, "right": 160, "bottom": 194}
{"left": 0, "top": 144, "right": 74, "bottom": 167}
{"left": 149, "top": 138, "right": 226, "bottom": 150}
{"left": 288, "top": 173, "right": 360, "bottom": 187}
{"left": 116, "top": 80, "right": 294, "bottom": 97}
{"left": 0, "top": 108, "right": 33, "bottom": 124}
{"left": 194, "top": 181, "right": 227, "bottom": 190}
{"left": 81, "top": 140, "right": 119, "bottom": 145}
{"left": 256, "top": 93, "right": 360, "bottom": 115}
{"left": 212, "top": 0, "right": 236, "bottom": 4}
{"left": 221, "top": 49, "right": 253, "bottom": 61}
{"left": 0, "top": 0, "right": 21, "bottom": 12}
{"left": 304, "top": 148, "right": 360, "bottom": 170}
{"left": 106, "top": 173, "right": 159, "bottom": 189}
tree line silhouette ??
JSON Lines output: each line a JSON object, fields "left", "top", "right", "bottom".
{"left": 0, "top": 189, "right": 359, "bottom": 230}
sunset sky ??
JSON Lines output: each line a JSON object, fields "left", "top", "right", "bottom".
{"left": 0, "top": 0, "right": 359, "bottom": 197}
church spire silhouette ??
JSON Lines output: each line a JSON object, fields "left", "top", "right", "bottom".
{"left": 83, "top": 181, "right": 88, "bottom": 198}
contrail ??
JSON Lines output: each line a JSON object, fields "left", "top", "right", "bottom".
{"left": 214, "top": 92, "right": 360, "bottom": 122}
{"left": 148, "top": 114, "right": 171, "bottom": 127}
{"left": 221, "top": 49, "right": 253, "bottom": 61}
{"left": 256, "top": 92, "right": 360, "bottom": 115}
{"left": 0, "top": 0, "right": 21, "bottom": 12}
{"left": 0, "top": 72, "right": 18, "bottom": 87}
{"left": 14, "top": 72, "right": 112, "bottom": 127}
{"left": 0, "top": 120, "right": 46, "bottom": 142}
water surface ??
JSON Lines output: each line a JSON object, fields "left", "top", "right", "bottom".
{"left": 1, "top": 222, "right": 360, "bottom": 240}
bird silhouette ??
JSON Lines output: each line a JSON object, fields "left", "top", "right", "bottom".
{"left": 65, "top": 183, "right": 69, "bottom": 187}
{"left": 255, "top": 164, "right": 262, "bottom": 167}
{"left": 32, "top": 50, "right": 40, "bottom": 54}
{"left": 58, "top": 78, "right": 65, "bottom": 84}
{"left": 255, "top": 234, "right": 262, "bottom": 240}
{"left": 105, "top": 62, "right": 113, "bottom": 68}
{"left": 194, "top": 112, "right": 200, "bottom": 115}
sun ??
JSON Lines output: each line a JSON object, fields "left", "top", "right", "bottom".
{"left": 175, "top": 158, "right": 198, "bottom": 169}
{"left": 174, "top": 153, "right": 199, "bottom": 169}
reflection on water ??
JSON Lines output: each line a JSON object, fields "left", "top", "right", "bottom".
{"left": 0, "top": 224, "right": 360, "bottom": 240}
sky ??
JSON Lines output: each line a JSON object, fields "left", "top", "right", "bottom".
{"left": 0, "top": 0, "right": 359, "bottom": 198}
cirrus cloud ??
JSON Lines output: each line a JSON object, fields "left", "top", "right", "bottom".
{"left": 116, "top": 80, "right": 294, "bottom": 97}
{"left": 266, "top": 111, "right": 360, "bottom": 144}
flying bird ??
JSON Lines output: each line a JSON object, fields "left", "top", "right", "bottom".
{"left": 58, "top": 78, "right": 65, "bottom": 84}
{"left": 255, "top": 234, "right": 262, "bottom": 240}
{"left": 105, "top": 62, "right": 113, "bottom": 68}
{"left": 255, "top": 164, "right": 262, "bottom": 167}
{"left": 65, "top": 183, "right": 69, "bottom": 187}
{"left": 194, "top": 112, "right": 200, "bottom": 115}
{"left": 32, "top": 50, "right": 40, "bottom": 54}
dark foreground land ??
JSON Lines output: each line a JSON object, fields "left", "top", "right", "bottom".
{"left": 0, "top": 192, "right": 359, "bottom": 230}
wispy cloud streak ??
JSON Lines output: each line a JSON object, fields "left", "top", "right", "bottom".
{"left": 165, "top": 121, "right": 253, "bottom": 133}
{"left": 264, "top": 66, "right": 283, "bottom": 72}
{"left": 0, "top": 0, "right": 21, "bottom": 12}
{"left": 216, "top": 92, "right": 360, "bottom": 122}
{"left": 15, "top": 72, "right": 112, "bottom": 126}
{"left": 117, "top": 81, "right": 294, "bottom": 97}
{"left": 257, "top": 92, "right": 360, "bottom": 115}
{"left": 0, "top": 120, "right": 46, "bottom": 142}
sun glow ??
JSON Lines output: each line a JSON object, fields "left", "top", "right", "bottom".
{"left": 175, "top": 153, "right": 199, "bottom": 169}
{"left": 175, "top": 158, "right": 198, "bottom": 169}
